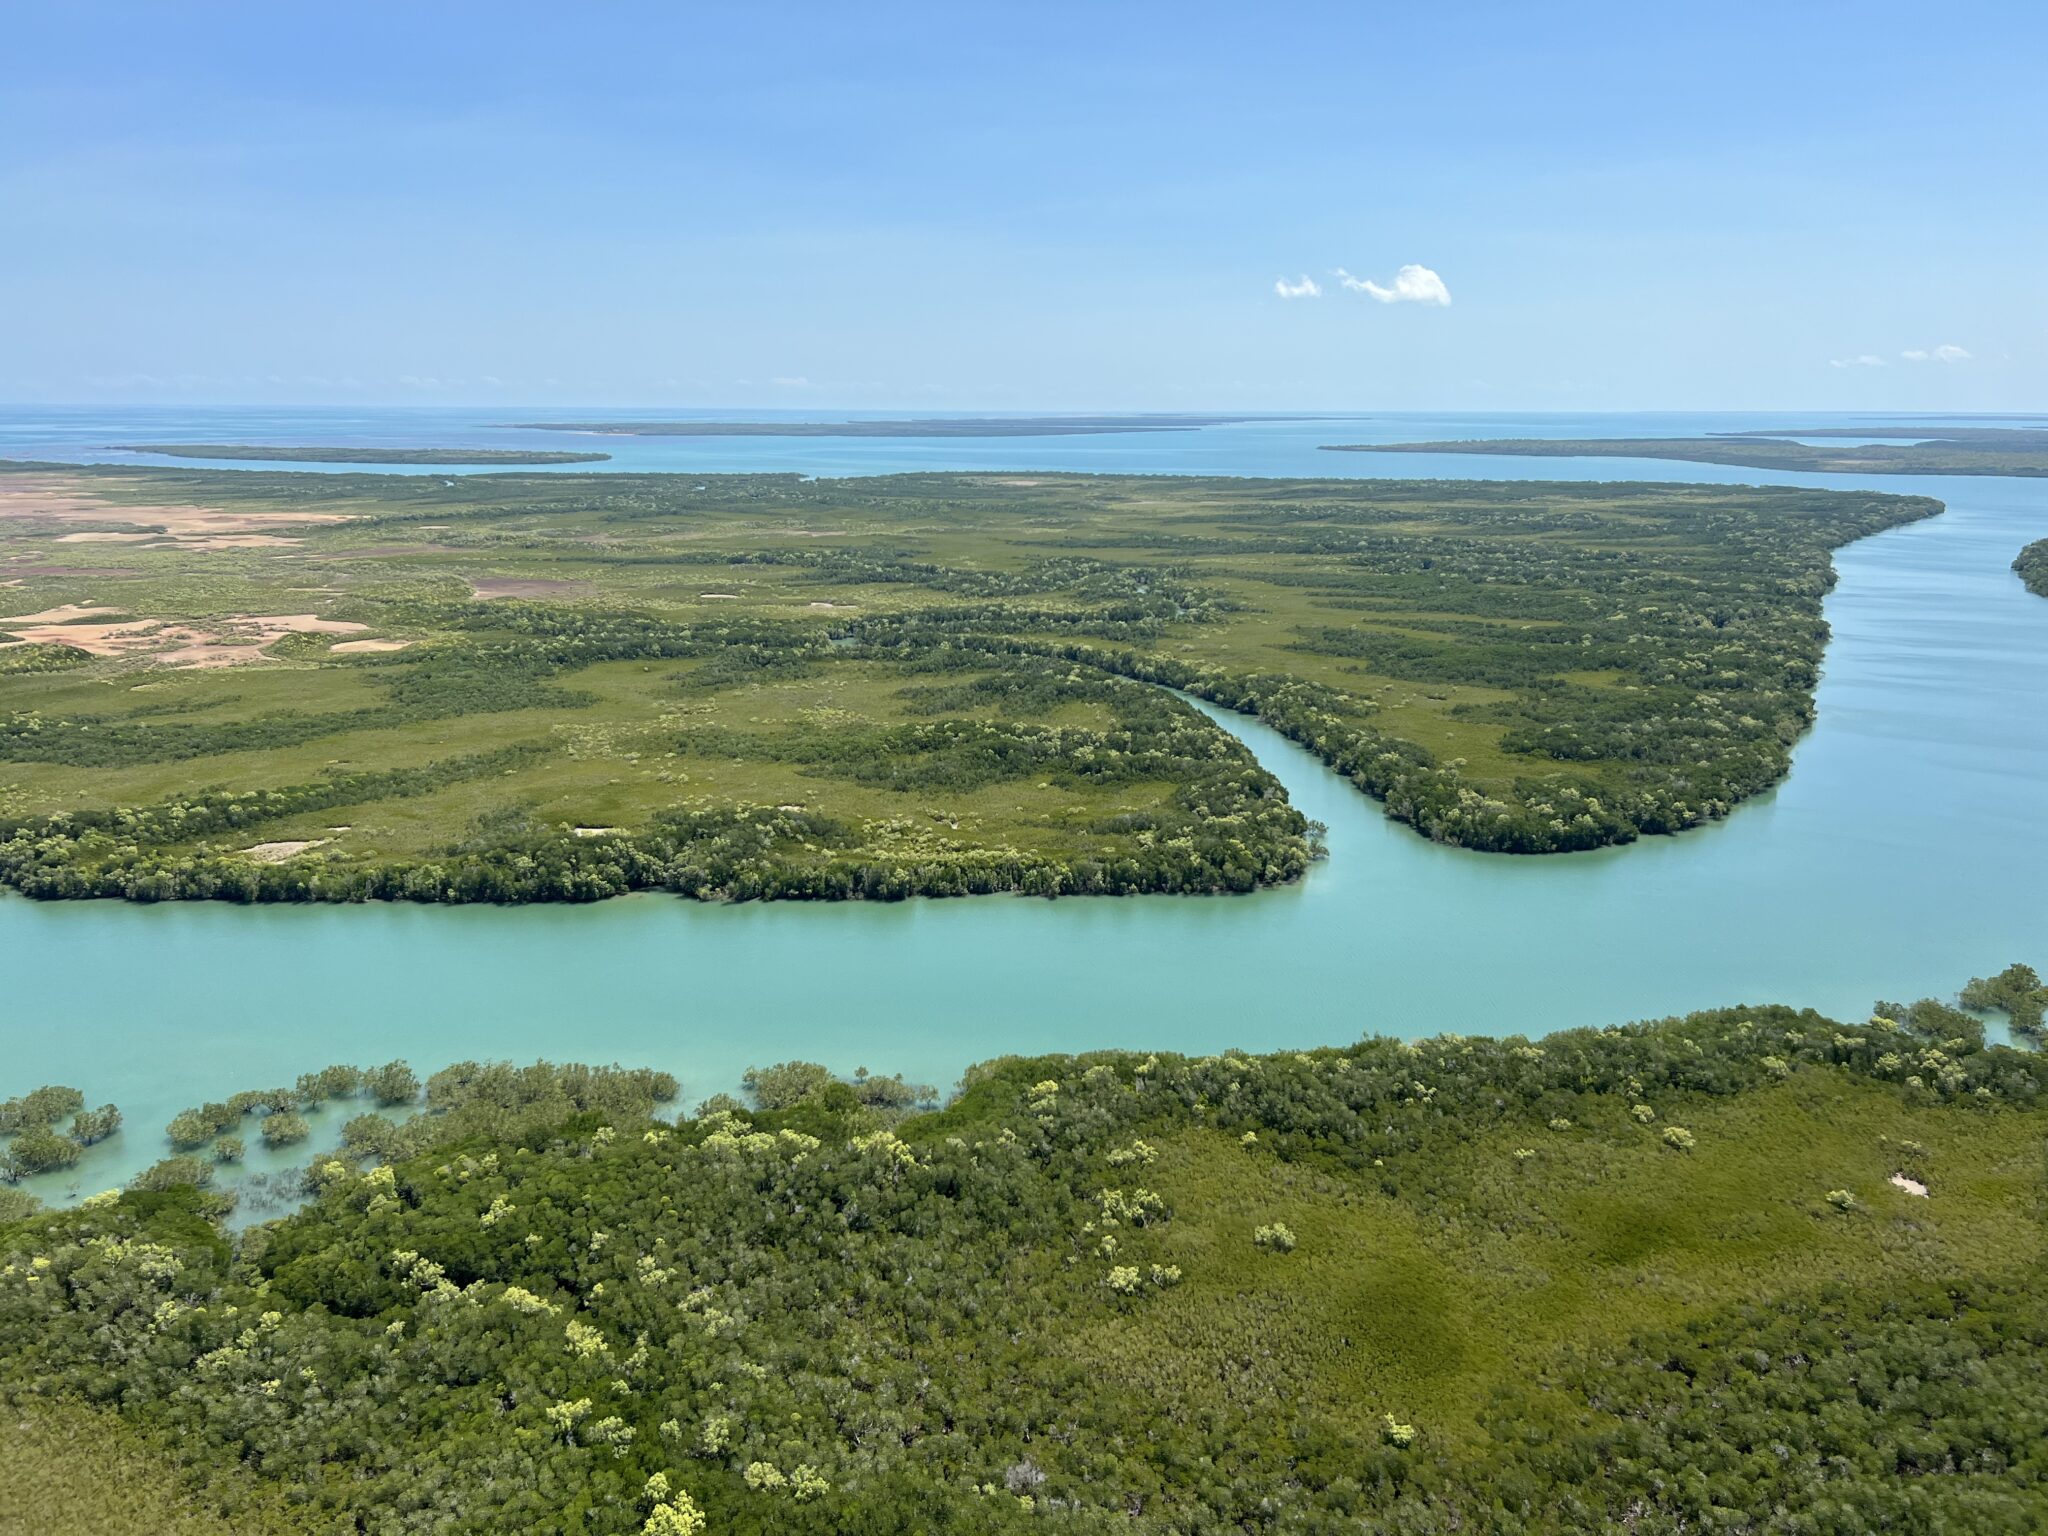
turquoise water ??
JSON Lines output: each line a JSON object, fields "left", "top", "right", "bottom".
{"left": 2, "top": 409, "right": 2045, "bottom": 1203}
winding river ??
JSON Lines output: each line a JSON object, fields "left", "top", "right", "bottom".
{"left": 3, "top": 410, "right": 2044, "bottom": 1201}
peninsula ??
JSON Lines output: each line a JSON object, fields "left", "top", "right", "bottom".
{"left": 0, "top": 461, "right": 1936, "bottom": 902}
{"left": 1325, "top": 424, "right": 2048, "bottom": 477}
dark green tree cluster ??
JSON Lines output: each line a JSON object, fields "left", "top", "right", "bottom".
{"left": 1962, "top": 962, "right": 2046, "bottom": 1038}
{"left": 163, "top": 1063, "right": 420, "bottom": 1156}
{"left": 0, "top": 1086, "right": 119, "bottom": 1184}
{"left": 2016, "top": 539, "right": 2048, "bottom": 598}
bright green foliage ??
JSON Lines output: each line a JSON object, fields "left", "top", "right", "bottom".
{"left": 1252, "top": 1221, "right": 1297, "bottom": 1253}
{"left": 2, "top": 979, "right": 2044, "bottom": 1532}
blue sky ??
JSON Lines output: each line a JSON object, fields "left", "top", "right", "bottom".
{"left": 3, "top": 2, "right": 2041, "bottom": 411}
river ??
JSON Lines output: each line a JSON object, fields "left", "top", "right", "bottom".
{"left": 2, "top": 409, "right": 2043, "bottom": 1202}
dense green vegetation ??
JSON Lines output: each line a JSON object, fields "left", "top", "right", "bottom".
{"left": 2, "top": 969, "right": 2043, "bottom": 1532}
{"left": 0, "top": 462, "right": 1934, "bottom": 900}
{"left": 2016, "top": 537, "right": 2048, "bottom": 597}
{"left": 113, "top": 445, "right": 613, "bottom": 464}
{"left": 1333, "top": 425, "right": 2048, "bottom": 476}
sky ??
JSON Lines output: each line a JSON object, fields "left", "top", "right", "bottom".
{"left": 2, "top": 1, "right": 2043, "bottom": 412}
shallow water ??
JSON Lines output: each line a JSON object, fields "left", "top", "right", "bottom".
{"left": 2, "top": 408, "right": 2044, "bottom": 1203}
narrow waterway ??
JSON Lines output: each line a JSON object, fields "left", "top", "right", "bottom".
{"left": 3, "top": 412, "right": 2044, "bottom": 1204}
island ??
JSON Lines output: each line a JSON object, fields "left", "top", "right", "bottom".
{"left": 1326, "top": 423, "right": 2048, "bottom": 476}
{"left": 0, "top": 460, "right": 1937, "bottom": 902}
{"left": 4, "top": 963, "right": 2045, "bottom": 1532}
{"left": 113, "top": 444, "right": 613, "bottom": 465}
{"left": 2017, "top": 538, "right": 2048, "bottom": 597}
{"left": 504, "top": 413, "right": 1296, "bottom": 437}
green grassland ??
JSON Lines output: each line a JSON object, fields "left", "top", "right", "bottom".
{"left": 2, "top": 978, "right": 2043, "bottom": 1532}
{"left": 0, "top": 462, "right": 1936, "bottom": 900}
{"left": 1335, "top": 424, "right": 2048, "bottom": 476}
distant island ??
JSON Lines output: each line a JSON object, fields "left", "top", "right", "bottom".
{"left": 1326, "top": 424, "right": 2048, "bottom": 477}
{"left": 114, "top": 444, "right": 613, "bottom": 465}
{"left": 2017, "top": 539, "right": 2048, "bottom": 597}
{"left": 505, "top": 414, "right": 1294, "bottom": 438}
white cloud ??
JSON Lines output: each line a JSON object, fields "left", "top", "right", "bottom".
{"left": 1901, "top": 344, "right": 1971, "bottom": 363}
{"left": 1274, "top": 274, "right": 1321, "bottom": 299}
{"left": 771, "top": 375, "right": 813, "bottom": 388}
{"left": 1830, "top": 354, "right": 1887, "bottom": 368}
{"left": 1335, "top": 263, "right": 1451, "bottom": 306}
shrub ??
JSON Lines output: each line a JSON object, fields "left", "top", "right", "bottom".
{"left": 69, "top": 1104, "right": 122, "bottom": 1145}
{"left": 261, "top": 1112, "right": 311, "bottom": 1149}
{"left": 2, "top": 1126, "right": 82, "bottom": 1180}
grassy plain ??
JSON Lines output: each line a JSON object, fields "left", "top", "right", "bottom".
{"left": 0, "top": 462, "right": 1935, "bottom": 898}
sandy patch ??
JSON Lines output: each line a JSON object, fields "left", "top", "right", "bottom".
{"left": 470, "top": 577, "right": 588, "bottom": 600}
{"left": 331, "top": 638, "right": 412, "bottom": 653}
{"left": 1, "top": 619, "right": 191, "bottom": 656}
{"left": 0, "top": 475, "right": 350, "bottom": 546}
{"left": 699, "top": 592, "right": 743, "bottom": 599}
{"left": 791, "top": 530, "right": 847, "bottom": 537}
{"left": 1889, "top": 1173, "right": 1928, "bottom": 1198}
{"left": 240, "top": 839, "right": 330, "bottom": 863}
{"left": 806, "top": 600, "right": 853, "bottom": 610}
{"left": 0, "top": 610, "right": 367, "bottom": 667}
{"left": 572, "top": 826, "right": 621, "bottom": 838}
